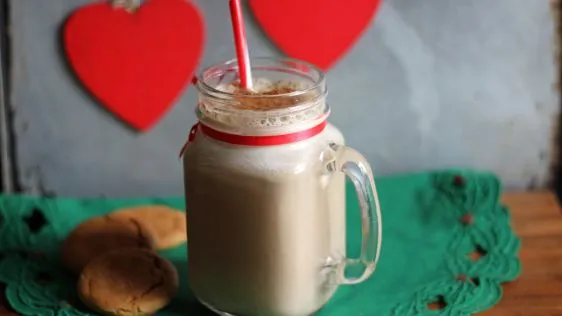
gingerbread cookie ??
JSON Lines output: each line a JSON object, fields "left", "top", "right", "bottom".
{"left": 62, "top": 216, "right": 154, "bottom": 274}
{"left": 109, "top": 205, "right": 187, "bottom": 249}
{"left": 78, "top": 248, "right": 179, "bottom": 316}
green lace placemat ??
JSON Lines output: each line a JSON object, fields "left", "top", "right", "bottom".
{"left": 0, "top": 170, "right": 521, "bottom": 316}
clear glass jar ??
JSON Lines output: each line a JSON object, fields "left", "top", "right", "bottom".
{"left": 182, "top": 58, "right": 382, "bottom": 316}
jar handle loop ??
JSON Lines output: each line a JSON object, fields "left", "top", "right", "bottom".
{"left": 331, "top": 143, "right": 383, "bottom": 285}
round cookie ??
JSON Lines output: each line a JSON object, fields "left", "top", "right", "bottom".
{"left": 62, "top": 216, "right": 154, "bottom": 274}
{"left": 78, "top": 249, "right": 179, "bottom": 316}
{"left": 109, "top": 205, "right": 187, "bottom": 249}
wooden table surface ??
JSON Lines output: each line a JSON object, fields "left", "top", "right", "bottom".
{"left": 1, "top": 192, "right": 562, "bottom": 315}
{"left": 478, "top": 191, "right": 562, "bottom": 316}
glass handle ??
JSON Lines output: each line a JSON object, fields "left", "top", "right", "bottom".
{"left": 331, "top": 144, "right": 382, "bottom": 285}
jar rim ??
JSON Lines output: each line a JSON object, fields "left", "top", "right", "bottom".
{"left": 195, "top": 57, "right": 326, "bottom": 101}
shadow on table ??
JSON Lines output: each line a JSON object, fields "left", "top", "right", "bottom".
{"left": 164, "top": 259, "right": 216, "bottom": 316}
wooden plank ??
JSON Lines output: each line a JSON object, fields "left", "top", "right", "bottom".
{"left": 0, "top": 0, "right": 12, "bottom": 193}
{"left": 0, "top": 283, "right": 17, "bottom": 316}
{"left": 480, "top": 192, "right": 562, "bottom": 315}
{"left": 8, "top": 0, "right": 559, "bottom": 196}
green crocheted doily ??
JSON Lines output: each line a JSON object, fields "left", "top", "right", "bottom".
{"left": 0, "top": 170, "right": 521, "bottom": 315}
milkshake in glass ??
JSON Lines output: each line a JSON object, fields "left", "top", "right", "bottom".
{"left": 182, "top": 57, "right": 382, "bottom": 316}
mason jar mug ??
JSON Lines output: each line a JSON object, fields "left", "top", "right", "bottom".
{"left": 182, "top": 57, "right": 382, "bottom": 316}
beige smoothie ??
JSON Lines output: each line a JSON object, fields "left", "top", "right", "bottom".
{"left": 184, "top": 80, "right": 347, "bottom": 316}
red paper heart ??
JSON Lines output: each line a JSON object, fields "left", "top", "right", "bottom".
{"left": 64, "top": 0, "right": 205, "bottom": 131}
{"left": 248, "top": 0, "right": 381, "bottom": 70}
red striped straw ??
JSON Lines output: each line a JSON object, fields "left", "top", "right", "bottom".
{"left": 229, "top": 0, "right": 253, "bottom": 90}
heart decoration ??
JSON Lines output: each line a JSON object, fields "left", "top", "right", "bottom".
{"left": 248, "top": 0, "right": 382, "bottom": 71}
{"left": 64, "top": 0, "right": 205, "bottom": 131}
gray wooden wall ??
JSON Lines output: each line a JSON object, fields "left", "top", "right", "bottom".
{"left": 5, "top": 0, "right": 560, "bottom": 197}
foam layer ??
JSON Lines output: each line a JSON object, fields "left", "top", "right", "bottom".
{"left": 215, "top": 77, "right": 278, "bottom": 94}
{"left": 200, "top": 78, "right": 327, "bottom": 131}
